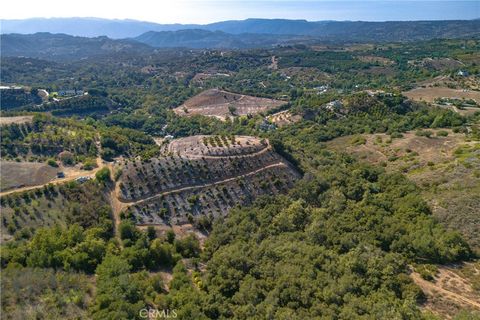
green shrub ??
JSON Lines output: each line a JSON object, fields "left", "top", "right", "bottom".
{"left": 415, "top": 130, "right": 433, "bottom": 138}
{"left": 95, "top": 167, "right": 111, "bottom": 183}
{"left": 46, "top": 158, "right": 58, "bottom": 167}
{"left": 350, "top": 135, "right": 367, "bottom": 145}
{"left": 81, "top": 159, "right": 96, "bottom": 170}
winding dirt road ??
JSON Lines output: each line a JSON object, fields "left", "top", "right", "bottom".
{"left": 114, "top": 161, "right": 289, "bottom": 211}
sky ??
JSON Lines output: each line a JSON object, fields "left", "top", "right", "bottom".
{"left": 0, "top": 1, "right": 478, "bottom": 24}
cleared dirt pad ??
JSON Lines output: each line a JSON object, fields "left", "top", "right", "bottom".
{"left": 174, "top": 88, "right": 286, "bottom": 120}
{"left": 404, "top": 87, "right": 480, "bottom": 103}
{"left": 0, "top": 161, "right": 58, "bottom": 191}
{"left": 0, "top": 116, "right": 34, "bottom": 125}
{"left": 167, "top": 135, "right": 266, "bottom": 158}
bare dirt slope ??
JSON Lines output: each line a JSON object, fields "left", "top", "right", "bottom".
{"left": 0, "top": 161, "right": 58, "bottom": 192}
{"left": 411, "top": 263, "right": 480, "bottom": 319}
{"left": 173, "top": 88, "right": 286, "bottom": 120}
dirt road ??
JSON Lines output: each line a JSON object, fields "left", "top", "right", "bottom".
{"left": 410, "top": 271, "right": 480, "bottom": 310}
{"left": 114, "top": 162, "right": 289, "bottom": 212}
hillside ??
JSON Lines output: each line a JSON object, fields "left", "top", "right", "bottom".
{"left": 174, "top": 88, "right": 287, "bottom": 120}
{"left": 114, "top": 135, "right": 300, "bottom": 228}
{"left": 134, "top": 29, "right": 309, "bottom": 49}
{"left": 0, "top": 180, "right": 111, "bottom": 243}
{"left": 134, "top": 29, "right": 244, "bottom": 49}
{"left": 327, "top": 130, "right": 480, "bottom": 254}
{"left": 1, "top": 28, "right": 480, "bottom": 319}
{"left": 0, "top": 32, "right": 153, "bottom": 61}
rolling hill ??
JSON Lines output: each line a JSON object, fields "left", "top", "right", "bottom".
{"left": 0, "top": 32, "right": 153, "bottom": 61}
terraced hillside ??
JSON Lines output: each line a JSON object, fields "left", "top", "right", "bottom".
{"left": 115, "top": 135, "right": 300, "bottom": 227}
{"left": 173, "top": 88, "right": 287, "bottom": 120}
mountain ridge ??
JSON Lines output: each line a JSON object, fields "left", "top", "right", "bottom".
{"left": 2, "top": 17, "right": 479, "bottom": 40}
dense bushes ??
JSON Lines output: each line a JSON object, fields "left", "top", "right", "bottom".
{"left": 188, "top": 160, "right": 472, "bottom": 318}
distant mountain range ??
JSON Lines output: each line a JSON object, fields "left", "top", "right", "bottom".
{"left": 1, "top": 18, "right": 479, "bottom": 60}
{"left": 2, "top": 17, "right": 479, "bottom": 40}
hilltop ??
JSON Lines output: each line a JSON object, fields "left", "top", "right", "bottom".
{"left": 0, "top": 32, "right": 153, "bottom": 61}
{"left": 174, "top": 88, "right": 287, "bottom": 120}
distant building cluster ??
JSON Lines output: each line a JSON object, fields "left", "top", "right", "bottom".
{"left": 0, "top": 85, "right": 23, "bottom": 92}
{"left": 324, "top": 100, "right": 343, "bottom": 111}
{"left": 58, "top": 89, "right": 84, "bottom": 96}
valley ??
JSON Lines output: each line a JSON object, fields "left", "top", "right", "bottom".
{"left": 0, "top": 20, "right": 479, "bottom": 319}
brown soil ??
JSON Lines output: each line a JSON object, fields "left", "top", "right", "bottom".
{"left": 173, "top": 88, "right": 286, "bottom": 121}
{"left": 0, "top": 116, "right": 34, "bottom": 125}
{"left": 411, "top": 263, "right": 480, "bottom": 319}
{"left": 0, "top": 161, "right": 58, "bottom": 192}
{"left": 167, "top": 135, "right": 267, "bottom": 158}
{"left": 404, "top": 87, "right": 480, "bottom": 104}
{"left": 0, "top": 157, "right": 105, "bottom": 196}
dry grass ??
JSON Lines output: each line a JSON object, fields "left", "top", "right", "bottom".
{"left": 411, "top": 262, "right": 480, "bottom": 319}
{"left": 403, "top": 87, "right": 480, "bottom": 104}
{"left": 0, "top": 116, "right": 34, "bottom": 126}
{"left": 327, "top": 131, "right": 480, "bottom": 253}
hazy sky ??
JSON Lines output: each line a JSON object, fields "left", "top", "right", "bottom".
{"left": 1, "top": 1, "right": 478, "bottom": 23}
